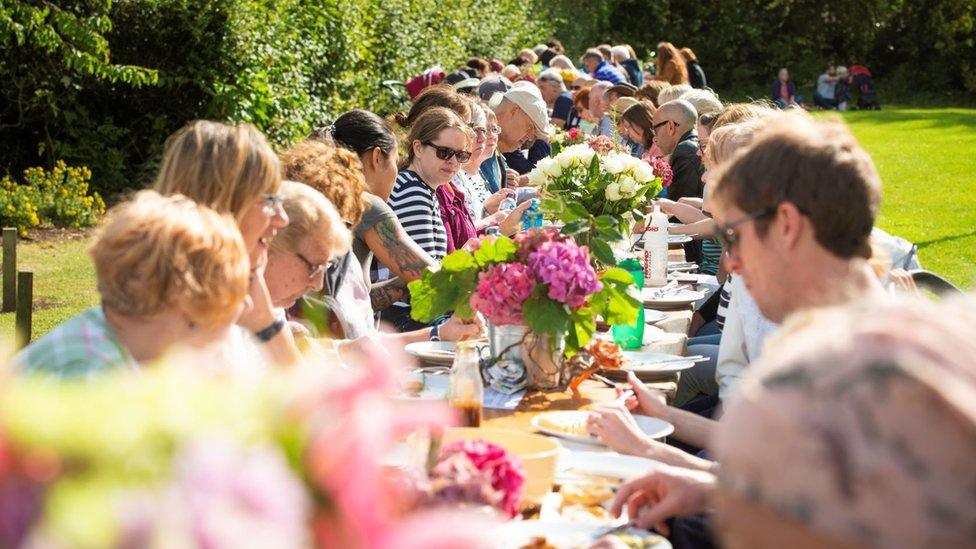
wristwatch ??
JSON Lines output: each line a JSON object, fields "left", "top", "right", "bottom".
{"left": 429, "top": 323, "right": 441, "bottom": 341}
{"left": 254, "top": 314, "right": 286, "bottom": 342}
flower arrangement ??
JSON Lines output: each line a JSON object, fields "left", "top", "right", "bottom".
{"left": 649, "top": 156, "right": 673, "bottom": 189}
{"left": 0, "top": 350, "right": 499, "bottom": 548}
{"left": 409, "top": 227, "right": 640, "bottom": 354}
{"left": 549, "top": 127, "right": 586, "bottom": 156}
{"left": 528, "top": 144, "right": 663, "bottom": 266}
{"left": 416, "top": 439, "right": 525, "bottom": 518}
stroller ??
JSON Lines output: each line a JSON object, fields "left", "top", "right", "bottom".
{"left": 850, "top": 65, "right": 881, "bottom": 109}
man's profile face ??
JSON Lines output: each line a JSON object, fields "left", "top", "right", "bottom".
{"left": 652, "top": 109, "right": 681, "bottom": 156}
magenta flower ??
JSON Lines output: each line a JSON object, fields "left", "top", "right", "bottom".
{"left": 513, "top": 226, "right": 568, "bottom": 260}
{"left": 438, "top": 439, "right": 525, "bottom": 518}
{"left": 470, "top": 263, "right": 537, "bottom": 325}
{"left": 650, "top": 156, "right": 673, "bottom": 188}
{"left": 526, "top": 241, "right": 602, "bottom": 308}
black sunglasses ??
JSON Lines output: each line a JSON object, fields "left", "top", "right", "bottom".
{"left": 651, "top": 119, "right": 672, "bottom": 134}
{"left": 423, "top": 142, "right": 472, "bottom": 163}
{"left": 715, "top": 207, "right": 774, "bottom": 255}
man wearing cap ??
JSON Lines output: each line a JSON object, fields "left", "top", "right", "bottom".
{"left": 492, "top": 81, "right": 549, "bottom": 153}
{"left": 538, "top": 69, "right": 575, "bottom": 129}
{"left": 478, "top": 75, "right": 512, "bottom": 103}
{"left": 581, "top": 48, "right": 626, "bottom": 84}
{"left": 445, "top": 70, "right": 480, "bottom": 96}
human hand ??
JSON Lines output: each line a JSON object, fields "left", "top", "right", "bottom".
{"left": 586, "top": 404, "right": 652, "bottom": 456}
{"left": 505, "top": 169, "right": 521, "bottom": 188}
{"left": 654, "top": 198, "right": 679, "bottom": 216}
{"left": 483, "top": 188, "right": 516, "bottom": 215}
{"left": 889, "top": 268, "right": 919, "bottom": 295}
{"left": 438, "top": 314, "right": 484, "bottom": 341}
{"left": 610, "top": 464, "right": 716, "bottom": 535}
{"left": 498, "top": 199, "right": 535, "bottom": 235}
{"left": 238, "top": 265, "right": 277, "bottom": 332}
{"left": 624, "top": 371, "right": 668, "bottom": 419}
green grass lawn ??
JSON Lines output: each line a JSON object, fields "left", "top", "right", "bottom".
{"left": 0, "top": 107, "right": 973, "bottom": 343}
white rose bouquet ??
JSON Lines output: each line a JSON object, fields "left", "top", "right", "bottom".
{"left": 528, "top": 144, "right": 662, "bottom": 265}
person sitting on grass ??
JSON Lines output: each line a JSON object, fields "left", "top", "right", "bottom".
{"left": 13, "top": 191, "right": 250, "bottom": 379}
{"left": 771, "top": 68, "right": 804, "bottom": 108}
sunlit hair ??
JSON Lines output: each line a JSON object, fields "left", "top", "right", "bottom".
{"left": 681, "top": 89, "right": 723, "bottom": 116}
{"left": 153, "top": 120, "right": 280, "bottom": 222}
{"left": 278, "top": 140, "right": 369, "bottom": 227}
{"left": 655, "top": 42, "right": 688, "bottom": 82}
{"left": 679, "top": 47, "right": 698, "bottom": 62}
{"left": 713, "top": 101, "right": 777, "bottom": 129}
{"left": 635, "top": 80, "right": 670, "bottom": 106}
{"left": 393, "top": 85, "right": 472, "bottom": 128}
{"left": 705, "top": 119, "right": 768, "bottom": 169}
{"left": 398, "top": 107, "right": 474, "bottom": 170}
{"left": 269, "top": 181, "right": 351, "bottom": 260}
{"left": 90, "top": 190, "right": 249, "bottom": 329}
{"left": 656, "top": 84, "right": 692, "bottom": 105}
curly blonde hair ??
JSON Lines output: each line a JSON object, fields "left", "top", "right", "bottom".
{"left": 278, "top": 140, "right": 369, "bottom": 227}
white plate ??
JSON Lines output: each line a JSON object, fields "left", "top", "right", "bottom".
{"left": 644, "top": 308, "right": 668, "bottom": 325}
{"left": 493, "top": 521, "right": 671, "bottom": 549}
{"left": 404, "top": 340, "right": 456, "bottom": 365}
{"left": 668, "top": 234, "right": 692, "bottom": 245}
{"left": 531, "top": 411, "right": 673, "bottom": 445}
{"left": 394, "top": 371, "right": 450, "bottom": 401}
{"left": 642, "top": 324, "right": 664, "bottom": 344}
{"left": 559, "top": 450, "right": 657, "bottom": 482}
{"left": 622, "top": 350, "right": 696, "bottom": 374}
{"left": 666, "top": 261, "right": 698, "bottom": 273}
{"left": 642, "top": 287, "right": 705, "bottom": 306}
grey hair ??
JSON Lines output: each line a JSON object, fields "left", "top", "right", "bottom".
{"left": 610, "top": 46, "right": 630, "bottom": 60}
{"left": 538, "top": 69, "right": 566, "bottom": 89}
{"left": 581, "top": 48, "right": 603, "bottom": 62}
{"left": 549, "top": 55, "right": 575, "bottom": 70}
{"left": 657, "top": 84, "right": 693, "bottom": 105}
{"left": 659, "top": 99, "right": 698, "bottom": 127}
{"left": 681, "top": 89, "right": 724, "bottom": 117}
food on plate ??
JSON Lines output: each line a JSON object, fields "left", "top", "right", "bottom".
{"left": 535, "top": 415, "right": 589, "bottom": 437}
{"left": 519, "top": 536, "right": 558, "bottom": 549}
{"left": 560, "top": 482, "right": 614, "bottom": 506}
{"left": 608, "top": 532, "right": 667, "bottom": 548}
{"left": 588, "top": 339, "right": 624, "bottom": 370}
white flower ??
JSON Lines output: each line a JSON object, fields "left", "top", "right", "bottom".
{"left": 632, "top": 160, "right": 655, "bottom": 183}
{"left": 605, "top": 182, "right": 622, "bottom": 201}
{"left": 603, "top": 152, "right": 628, "bottom": 174}
{"left": 538, "top": 157, "right": 562, "bottom": 178}
{"left": 556, "top": 145, "right": 583, "bottom": 169}
{"left": 619, "top": 176, "right": 637, "bottom": 197}
{"left": 528, "top": 167, "right": 548, "bottom": 187}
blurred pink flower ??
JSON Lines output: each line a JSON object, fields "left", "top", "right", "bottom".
{"left": 527, "top": 240, "right": 602, "bottom": 308}
{"left": 438, "top": 439, "right": 525, "bottom": 518}
{"left": 650, "top": 156, "right": 672, "bottom": 188}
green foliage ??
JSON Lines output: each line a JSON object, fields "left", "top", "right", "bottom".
{"left": 1, "top": 0, "right": 549, "bottom": 195}
{"left": 0, "top": 161, "right": 106, "bottom": 236}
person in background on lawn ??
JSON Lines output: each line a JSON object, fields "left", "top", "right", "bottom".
{"left": 814, "top": 63, "right": 839, "bottom": 109}
{"left": 771, "top": 68, "right": 804, "bottom": 108}
{"left": 612, "top": 45, "right": 643, "bottom": 86}
{"left": 14, "top": 191, "right": 251, "bottom": 379}
{"left": 652, "top": 42, "right": 689, "bottom": 85}
{"left": 681, "top": 47, "right": 707, "bottom": 89}
{"left": 581, "top": 48, "right": 626, "bottom": 84}
{"left": 153, "top": 120, "right": 301, "bottom": 366}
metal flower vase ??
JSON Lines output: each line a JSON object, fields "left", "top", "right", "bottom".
{"left": 487, "top": 323, "right": 566, "bottom": 390}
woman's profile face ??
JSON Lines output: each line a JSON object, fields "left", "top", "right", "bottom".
{"left": 238, "top": 193, "right": 289, "bottom": 268}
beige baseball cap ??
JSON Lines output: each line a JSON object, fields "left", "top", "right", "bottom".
{"left": 502, "top": 82, "right": 550, "bottom": 136}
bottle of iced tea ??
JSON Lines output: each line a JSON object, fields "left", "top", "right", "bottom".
{"left": 449, "top": 340, "right": 483, "bottom": 427}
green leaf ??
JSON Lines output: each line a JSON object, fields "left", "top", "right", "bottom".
{"left": 565, "top": 202, "right": 590, "bottom": 220}
{"left": 541, "top": 197, "right": 564, "bottom": 215}
{"left": 523, "top": 286, "right": 570, "bottom": 335}
{"left": 594, "top": 215, "right": 617, "bottom": 230}
{"left": 441, "top": 249, "right": 476, "bottom": 272}
{"left": 566, "top": 306, "right": 596, "bottom": 355}
{"left": 472, "top": 235, "right": 517, "bottom": 266}
{"left": 591, "top": 268, "right": 641, "bottom": 325}
{"left": 589, "top": 238, "right": 616, "bottom": 267}
{"left": 561, "top": 218, "right": 589, "bottom": 235}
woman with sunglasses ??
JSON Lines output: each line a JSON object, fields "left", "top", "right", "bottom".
{"left": 154, "top": 120, "right": 301, "bottom": 366}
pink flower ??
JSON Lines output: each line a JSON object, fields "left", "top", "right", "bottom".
{"left": 526, "top": 241, "right": 602, "bottom": 308}
{"left": 650, "top": 156, "right": 673, "bottom": 188}
{"left": 586, "top": 135, "right": 615, "bottom": 155}
{"left": 438, "top": 439, "right": 525, "bottom": 518}
{"left": 567, "top": 128, "right": 581, "bottom": 140}
{"left": 513, "top": 226, "right": 568, "bottom": 260}
{"left": 470, "top": 263, "right": 536, "bottom": 325}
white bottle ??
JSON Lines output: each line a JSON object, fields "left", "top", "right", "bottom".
{"left": 643, "top": 205, "right": 669, "bottom": 287}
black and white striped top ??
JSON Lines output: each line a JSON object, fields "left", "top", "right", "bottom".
{"left": 388, "top": 170, "right": 448, "bottom": 263}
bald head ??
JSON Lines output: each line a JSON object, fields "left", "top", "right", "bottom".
{"left": 658, "top": 99, "right": 698, "bottom": 127}
{"left": 589, "top": 81, "right": 612, "bottom": 116}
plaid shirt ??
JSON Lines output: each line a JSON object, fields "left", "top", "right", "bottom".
{"left": 13, "top": 306, "right": 137, "bottom": 379}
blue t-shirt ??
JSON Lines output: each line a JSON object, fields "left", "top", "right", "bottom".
{"left": 593, "top": 61, "right": 625, "bottom": 84}
{"left": 552, "top": 91, "right": 574, "bottom": 127}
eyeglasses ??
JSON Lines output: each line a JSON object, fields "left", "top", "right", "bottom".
{"left": 651, "top": 119, "right": 673, "bottom": 134}
{"left": 715, "top": 207, "right": 774, "bottom": 258}
{"left": 422, "top": 142, "right": 472, "bottom": 163}
{"left": 699, "top": 141, "right": 708, "bottom": 153}
{"left": 469, "top": 124, "right": 488, "bottom": 136}
{"left": 486, "top": 126, "right": 502, "bottom": 135}
{"left": 295, "top": 251, "right": 328, "bottom": 281}
{"left": 260, "top": 193, "right": 285, "bottom": 216}
{"left": 571, "top": 85, "right": 582, "bottom": 90}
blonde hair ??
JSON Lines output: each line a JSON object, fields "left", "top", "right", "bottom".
{"left": 90, "top": 190, "right": 249, "bottom": 329}
{"left": 399, "top": 107, "right": 474, "bottom": 170}
{"left": 278, "top": 140, "right": 369, "bottom": 226}
{"left": 706, "top": 118, "right": 769, "bottom": 168}
{"left": 270, "top": 181, "right": 352, "bottom": 259}
{"left": 153, "top": 120, "right": 281, "bottom": 222}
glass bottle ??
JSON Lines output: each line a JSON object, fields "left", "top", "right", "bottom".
{"left": 449, "top": 341, "right": 483, "bottom": 427}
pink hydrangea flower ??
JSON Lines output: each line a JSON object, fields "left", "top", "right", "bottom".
{"left": 526, "top": 241, "right": 602, "bottom": 308}
{"left": 470, "top": 263, "right": 536, "bottom": 325}
{"left": 650, "top": 156, "right": 673, "bottom": 188}
{"left": 438, "top": 439, "right": 525, "bottom": 518}
{"left": 513, "top": 226, "right": 568, "bottom": 260}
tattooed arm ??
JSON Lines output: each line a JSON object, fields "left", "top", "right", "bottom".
{"left": 369, "top": 276, "right": 409, "bottom": 311}
{"left": 362, "top": 217, "right": 437, "bottom": 281}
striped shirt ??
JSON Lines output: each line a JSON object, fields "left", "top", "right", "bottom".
{"left": 716, "top": 277, "right": 733, "bottom": 330}
{"left": 388, "top": 170, "right": 448, "bottom": 263}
